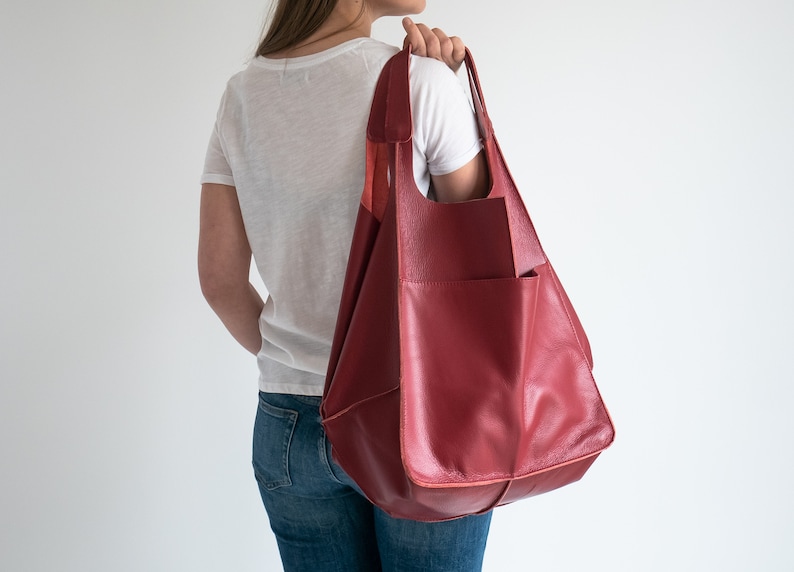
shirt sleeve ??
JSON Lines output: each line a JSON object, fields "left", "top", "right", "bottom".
{"left": 200, "top": 93, "right": 236, "bottom": 187}
{"left": 409, "top": 57, "right": 482, "bottom": 177}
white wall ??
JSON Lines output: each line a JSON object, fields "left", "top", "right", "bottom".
{"left": 1, "top": 1, "right": 792, "bottom": 570}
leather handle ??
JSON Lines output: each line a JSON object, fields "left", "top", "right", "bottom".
{"left": 463, "top": 48, "right": 494, "bottom": 143}
{"left": 367, "top": 47, "right": 494, "bottom": 145}
{"left": 364, "top": 47, "right": 548, "bottom": 275}
{"left": 367, "top": 48, "right": 412, "bottom": 144}
{"left": 364, "top": 47, "right": 501, "bottom": 220}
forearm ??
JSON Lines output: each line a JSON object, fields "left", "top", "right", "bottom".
{"left": 198, "top": 183, "right": 264, "bottom": 355}
{"left": 204, "top": 282, "right": 265, "bottom": 355}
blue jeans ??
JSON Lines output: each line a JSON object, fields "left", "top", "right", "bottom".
{"left": 253, "top": 392, "right": 492, "bottom": 572}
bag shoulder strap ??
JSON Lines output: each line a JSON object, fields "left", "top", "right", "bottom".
{"left": 365, "top": 47, "right": 550, "bottom": 273}
{"left": 367, "top": 50, "right": 412, "bottom": 144}
{"left": 367, "top": 48, "right": 493, "bottom": 144}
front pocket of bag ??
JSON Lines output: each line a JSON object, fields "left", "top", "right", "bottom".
{"left": 398, "top": 275, "right": 541, "bottom": 486}
{"left": 252, "top": 395, "right": 298, "bottom": 491}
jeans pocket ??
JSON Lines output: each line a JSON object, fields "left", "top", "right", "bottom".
{"left": 252, "top": 394, "right": 298, "bottom": 491}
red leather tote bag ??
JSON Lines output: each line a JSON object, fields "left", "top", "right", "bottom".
{"left": 321, "top": 48, "right": 615, "bottom": 522}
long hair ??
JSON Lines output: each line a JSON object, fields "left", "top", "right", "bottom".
{"left": 256, "top": 0, "right": 340, "bottom": 57}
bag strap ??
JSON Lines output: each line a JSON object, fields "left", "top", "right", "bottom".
{"left": 462, "top": 49, "right": 494, "bottom": 144}
{"left": 363, "top": 48, "right": 499, "bottom": 221}
{"left": 367, "top": 48, "right": 493, "bottom": 145}
{"left": 364, "top": 47, "right": 548, "bottom": 273}
{"left": 367, "top": 50, "right": 412, "bottom": 145}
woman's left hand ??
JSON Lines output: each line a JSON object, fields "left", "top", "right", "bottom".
{"left": 402, "top": 17, "right": 466, "bottom": 72}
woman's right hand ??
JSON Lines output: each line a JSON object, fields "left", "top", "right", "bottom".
{"left": 402, "top": 17, "right": 466, "bottom": 72}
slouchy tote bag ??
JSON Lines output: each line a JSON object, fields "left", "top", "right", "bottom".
{"left": 321, "top": 48, "right": 615, "bottom": 522}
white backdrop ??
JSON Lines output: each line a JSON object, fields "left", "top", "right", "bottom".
{"left": 1, "top": 1, "right": 792, "bottom": 570}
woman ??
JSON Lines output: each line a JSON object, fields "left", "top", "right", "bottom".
{"left": 198, "top": 0, "right": 491, "bottom": 570}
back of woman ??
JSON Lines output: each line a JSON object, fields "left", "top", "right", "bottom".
{"left": 203, "top": 37, "right": 482, "bottom": 395}
{"left": 202, "top": 38, "right": 400, "bottom": 393}
{"left": 198, "top": 1, "right": 492, "bottom": 570}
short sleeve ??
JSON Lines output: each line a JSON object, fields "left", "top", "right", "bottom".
{"left": 200, "top": 97, "right": 235, "bottom": 187}
{"left": 409, "top": 58, "right": 482, "bottom": 177}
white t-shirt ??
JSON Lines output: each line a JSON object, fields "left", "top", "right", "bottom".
{"left": 202, "top": 37, "right": 481, "bottom": 395}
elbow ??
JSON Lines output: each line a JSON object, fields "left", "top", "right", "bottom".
{"left": 197, "top": 237, "right": 254, "bottom": 309}
{"left": 199, "top": 271, "right": 223, "bottom": 306}
{"left": 198, "top": 262, "right": 237, "bottom": 307}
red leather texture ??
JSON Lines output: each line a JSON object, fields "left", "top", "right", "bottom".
{"left": 321, "top": 48, "right": 614, "bottom": 522}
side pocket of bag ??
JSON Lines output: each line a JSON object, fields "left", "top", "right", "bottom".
{"left": 398, "top": 275, "right": 541, "bottom": 485}
{"left": 252, "top": 393, "right": 298, "bottom": 491}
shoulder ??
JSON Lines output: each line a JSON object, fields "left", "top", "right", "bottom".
{"left": 216, "top": 60, "right": 270, "bottom": 112}
{"left": 358, "top": 37, "right": 400, "bottom": 59}
{"left": 408, "top": 55, "right": 461, "bottom": 94}
{"left": 353, "top": 38, "right": 400, "bottom": 80}
{"left": 411, "top": 54, "right": 458, "bottom": 80}
{"left": 407, "top": 55, "right": 466, "bottom": 106}
{"left": 215, "top": 67, "right": 248, "bottom": 106}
